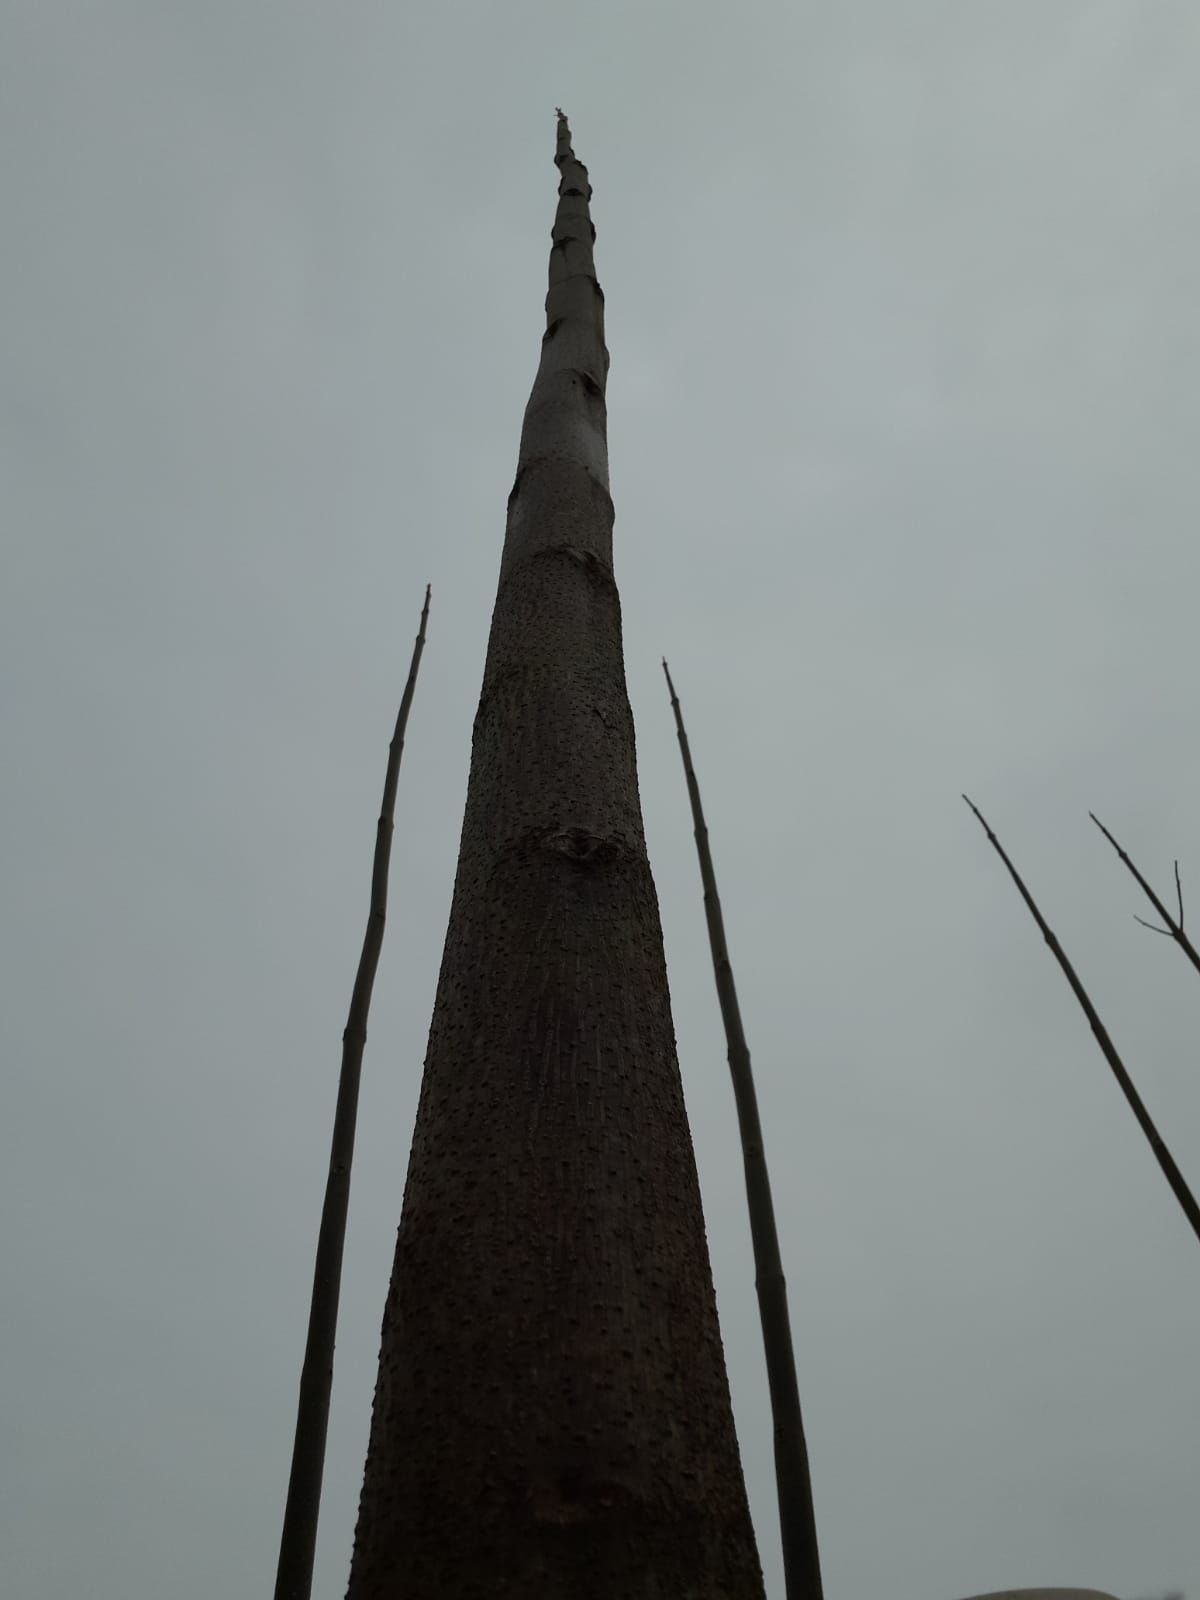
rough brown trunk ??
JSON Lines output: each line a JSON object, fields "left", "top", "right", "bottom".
{"left": 346, "top": 114, "right": 764, "bottom": 1599}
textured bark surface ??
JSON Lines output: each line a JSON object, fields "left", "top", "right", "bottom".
{"left": 346, "top": 115, "right": 764, "bottom": 1599}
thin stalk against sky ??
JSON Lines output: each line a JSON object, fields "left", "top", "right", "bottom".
{"left": 273, "top": 584, "right": 431, "bottom": 1600}
{"left": 663, "top": 659, "right": 823, "bottom": 1600}
{"left": 1090, "top": 813, "right": 1200, "bottom": 981}
{"left": 964, "top": 796, "right": 1200, "bottom": 1249}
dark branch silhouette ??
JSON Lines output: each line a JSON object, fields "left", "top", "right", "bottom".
{"left": 665, "top": 659, "right": 823, "bottom": 1600}
{"left": 964, "top": 796, "right": 1200, "bottom": 1248}
{"left": 1090, "top": 813, "right": 1200, "bottom": 979}
{"left": 274, "top": 584, "right": 431, "bottom": 1600}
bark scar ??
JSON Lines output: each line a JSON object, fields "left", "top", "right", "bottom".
{"left": 532, "top": 544, "right": 614, "bottom": 586}
{"left": 541, "top": 827, "right": 619, "bottom": 869}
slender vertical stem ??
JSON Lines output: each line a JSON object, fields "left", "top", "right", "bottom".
{"left": 1090, "top": 812, "right": 1200, "bottom": 980}
{"left": 663, "top": 660, "right": 824, "bottom": 1600}
{"left": 964, "top": 796, "right": 1200, "bottom": 1247}
{"left": 274, "top": 585, "right": 431, "bottom": 1600}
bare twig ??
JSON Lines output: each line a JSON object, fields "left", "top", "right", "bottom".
{"left": 665, "top": 659, "right": 823, "bottom": 1600}
{"left": 964, "top": 796, "right": 1200, "bottom": 1248}
{"left": 1090, "top": 813, "right": 1200, "bottom": 981}
{"left": 275, "top": 585, "right": 432, "bottom": 1600}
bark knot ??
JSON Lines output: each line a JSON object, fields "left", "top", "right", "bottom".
{"left": 541, "top": 827, "right": 619, "bottom": 869}
{"left": 532, "top": 544, "right": 614, "bottom": 587}
{"left": 529, "top": 1468, "right": 638, "bottom": 1525}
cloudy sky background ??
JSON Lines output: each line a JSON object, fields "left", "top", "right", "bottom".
{"left": 5, "top": 3, "right": 1200, "bottom": 1597}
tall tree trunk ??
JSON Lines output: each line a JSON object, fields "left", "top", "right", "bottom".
{"left": 663, "top": 660, "right": 823, "bottom": 1600}
{"left": 274, "top": 586, "right": 431, "bottom": 1600}
{"left": 347, "top": 114, "right": 764, "bottom": 1599}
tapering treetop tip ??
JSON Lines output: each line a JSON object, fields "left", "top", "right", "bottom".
{"left": 554, "top": 107, "right": 574, "bottom": 162}
{"left": 962, "top": 794, "right": 994, "bottom": 834}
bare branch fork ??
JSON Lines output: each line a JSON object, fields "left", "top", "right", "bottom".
{"left": 274, "top": 584, "right": 432, "bottom": 1600}
{"left": 1089, "top": 813, "right": 1200, "bottom": 979}
{"left": 664, "top": 659, "right": 824, "bottom": 1600}
{"left": 963, "top": 796, "right": 1200, "bottom": 1249}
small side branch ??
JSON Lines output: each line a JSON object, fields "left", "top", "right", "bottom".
{"left": 274, "top": 585, "right": 432, "bottom": 1600}
{"left": 665, "top": 659, "right": 824, "bottom": 1600}
{"left": 964, "top": 796, "right": 1200, "bottom": 1248}
{"left": 1090, "top": 812, "right": 1200, "bottom": 980}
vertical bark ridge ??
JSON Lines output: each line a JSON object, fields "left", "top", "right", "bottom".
{"left": 346, "top": 113, "right": 764, "bottom": 1599}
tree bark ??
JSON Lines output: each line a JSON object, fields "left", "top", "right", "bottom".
{"left": 346, "top": 114, "right": 764, "bottom": 1599}
{"left": 663, "top": 660, "right": 823, "bottom": 1600}
{"left": 274, "top": 587, "right": 431, "bottom": 1600}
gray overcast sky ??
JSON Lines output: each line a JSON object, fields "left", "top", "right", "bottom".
{"left": 4, "top": 3, "right": 1199, "bottom": 1597}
